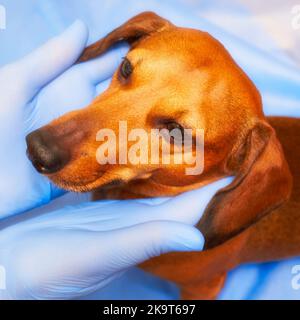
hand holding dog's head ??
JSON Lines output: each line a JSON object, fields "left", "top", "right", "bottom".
{"left": 26, "top": 12, "right": 292, "bottom": 247}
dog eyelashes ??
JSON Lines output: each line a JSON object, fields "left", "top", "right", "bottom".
{"left": 119, "top": 57, "right": 133, "bottom": 80}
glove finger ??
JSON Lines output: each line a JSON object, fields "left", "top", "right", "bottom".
{"left": 154, "top": 177, "right": 233, "bottom": 225}
{"left": 13, "top": 178, "right": 232, "bottom": 232}
{"left": 88, "top": 177, "right": 233, "bottom": 229}
{"left": 16, "top": 20, "right": 88, "bottom": 99}
{"left": 80, "top": 43, "right": 129, "bottom": 85}
{"left": 124, "top": 177, "right": 233, "bottom": 226}
{"left": 98, "top": 221, "right": 204, "bottom": 271}
{"left": 95, "top": 78, "right": 111, "bottom": 96}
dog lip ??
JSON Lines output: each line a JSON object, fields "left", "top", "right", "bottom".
{"left": 50, "top": 170, "right": 107, "bottom": 192}
{"left": 101, "top": 179, "right": 124, "bottom": 189}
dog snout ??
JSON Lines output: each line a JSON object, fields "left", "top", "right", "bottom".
{"left": 26, "top": 129, "right": 70, "bottom": 174}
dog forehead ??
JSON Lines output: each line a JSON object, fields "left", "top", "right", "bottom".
{"left": 129, "top": 27, "right": 222, "bottom": 68}
{"left": 144, "top": 27, "right": 217, "bottom": 48}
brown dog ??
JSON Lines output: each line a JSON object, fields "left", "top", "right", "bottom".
{"left": 26, "top": 12, "right": 300, "bottom": 299}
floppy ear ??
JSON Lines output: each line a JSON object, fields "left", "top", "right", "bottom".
{"left": 198, "top": 121, "right": 292, "bottom": 249}
{"left": 78, "top": 11, "right": 172, "bottom": 63}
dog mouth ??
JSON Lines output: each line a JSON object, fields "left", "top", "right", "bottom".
{"left": 50, "top": 175, "right": 104, "bottom": 193}
{"left": 49, "top": 171, "right": 126, "bottom": 193}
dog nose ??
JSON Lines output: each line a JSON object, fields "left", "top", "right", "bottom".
{"left": 26, "top": 130, "right": 70, "bottom": 174}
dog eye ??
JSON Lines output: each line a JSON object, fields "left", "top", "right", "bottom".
{"left": 165, "top": 122, "right": 184, "bottom": 134}
{"left": 164, "top": 121, "right": 185, "bottom": 145}
{"left": 119, "top": 58, "right": 133, "bottom": 79}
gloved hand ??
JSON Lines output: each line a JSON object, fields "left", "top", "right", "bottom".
{"left": 0, "top": 178, "right": 232, "bottom": 300}
{"left": 0, "top": 20, "right": 129, "bottom": 218}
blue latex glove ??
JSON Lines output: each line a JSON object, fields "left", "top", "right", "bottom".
{"left": 0, "top": 20, "right": 129, "bottom": 219}
{"left": 0, "top": 11, "right": 233, "bottom": 301}
{"left": 0, "top": 178, "right": 232, "bottom": 300}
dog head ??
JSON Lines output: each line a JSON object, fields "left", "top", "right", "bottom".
{"left": 26, "top": 12, "right": 292, "bottom": 248}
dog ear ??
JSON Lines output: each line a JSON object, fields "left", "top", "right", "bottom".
{"left": 198, "top": 121, "right": 292, "bottom": 249}
{"left": 78, "top": 11, "right": 172, "bottom": 63}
